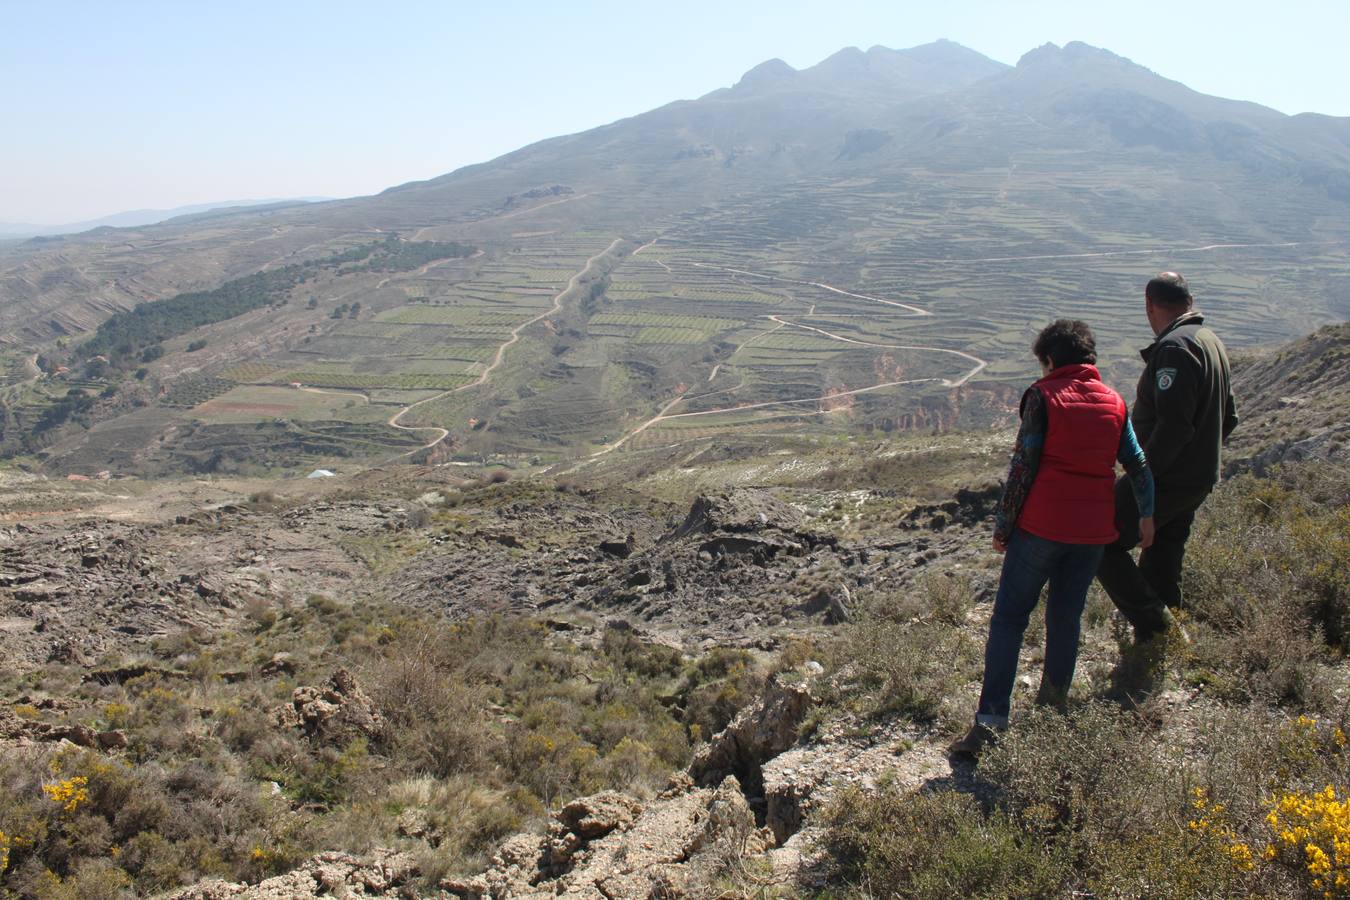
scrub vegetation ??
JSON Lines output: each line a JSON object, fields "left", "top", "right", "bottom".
{"left": 0, "top": 605, "right": 768, "bottom": 895}
{"left": 819, "top": 464, "right": 1350, "bottom": 899}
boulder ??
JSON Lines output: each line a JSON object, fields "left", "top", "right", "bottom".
{"left": 260, "top": 652, "right": 297, "bottom": 676}
{"left": 689, "top": 678, "right": 814, "bottom": 796}
{"left": 275, "top": 668, "right": 386, "bottom": 744}
{"left": 799, "top": 584, "right": 851, "bottom": 624}
{"left": 96, "top": 729, "right": 129, "bottom": 750}
{"left": 558, "top": 791, "right": 644, "bottom": 840}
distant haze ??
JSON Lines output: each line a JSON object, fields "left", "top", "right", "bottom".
{"left": 2, "top": 0, "right": 1348, "bottom": 223}
{"left": 0, "top": 199, "right": 331, "bottom": 238}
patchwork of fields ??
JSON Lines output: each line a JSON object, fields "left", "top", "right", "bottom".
{"left": 12, "top": 163, "right": 1348, "bottom": 475}
{"left": 180, "top": 173, "right": 1350, "bottom": 464}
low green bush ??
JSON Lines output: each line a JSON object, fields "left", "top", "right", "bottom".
{"left": 1182, "top": 466, "right": 1348, "bottom": 710}
{"left": 822, "top": 785, "right": 1064, "bottom": 898}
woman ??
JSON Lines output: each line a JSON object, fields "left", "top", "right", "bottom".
{"left": 949, "top": 319, "right": 1154, "bottom": 757}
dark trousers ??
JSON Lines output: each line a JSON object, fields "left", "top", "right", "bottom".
{"left": 976, "top": 529, "right": 1104, "bottom": 726}
{"left": 1097, "top": 477, "right": 1211, "bottom": 640}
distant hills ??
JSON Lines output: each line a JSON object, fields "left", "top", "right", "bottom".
{"left": 0, "top": 197, "right": 331, "bottom": 238}
{"left": 2, "top": 40, "right": 1348, "bottom": 474}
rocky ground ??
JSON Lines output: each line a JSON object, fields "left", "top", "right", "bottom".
{"left": 0, "top": 499, "right": 385, "bottom": 669}
{"left": 2, "top": 326, "right": 1347, "bottom": 897}
{"left": 0, "top": 444, "right": 1001, "bottom": 671}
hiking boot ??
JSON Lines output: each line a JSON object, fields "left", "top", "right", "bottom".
{"left": 948, "top": 722, "right": 1000, "bottom": 758}
{"left": 1112, "top": 632, "right": 1168, "bottom": 703}
{"left": 1131, "top": 607, "right": 1190, "bottom": 650}
{"left": 1034, "top": 679, "right": 1069, "bottom": 713}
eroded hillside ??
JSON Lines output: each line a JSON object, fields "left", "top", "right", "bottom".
{"left": 0, "top": 325, "right": 1347, "bottom": 897}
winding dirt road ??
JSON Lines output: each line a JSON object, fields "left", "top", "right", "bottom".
{"left": 297, "top": 386, "right": 370, "bottom": 404}
{"left": 586, "top": 256, "right": 987, "bottom": 457}
{"left": 895, "top": 239, "right": 1344, "bottom": 266}
{"left": 764, "top": 316, "right": 987, "bottom": 387}
{"left": 382, "top": 238, "right": 626, "bottom": 461}
{"left": 688, "top": 262, "right": 931, "bottom": 315}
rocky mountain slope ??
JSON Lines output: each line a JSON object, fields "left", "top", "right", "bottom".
{"left": 2, "top": 40, "right": 1347, "bottom": 476}
{"left": 1225, "top": 322, "right": 1350, "bottom": 474}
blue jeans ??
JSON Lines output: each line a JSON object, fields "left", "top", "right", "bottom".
{"left": 976, "top": 529, "right": 1104, "bottom": 727}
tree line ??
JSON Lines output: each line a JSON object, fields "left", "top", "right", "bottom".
{"left": 76, "top": 237, "right": 475, "bottom": 369}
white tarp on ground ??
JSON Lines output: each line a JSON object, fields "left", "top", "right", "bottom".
{"left": 307, "top": 469, "right": 336, "bottom": 479}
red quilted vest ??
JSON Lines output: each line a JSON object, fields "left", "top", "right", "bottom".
{"left": 1017, "top": 364, "right": 1127, "bottom": 545}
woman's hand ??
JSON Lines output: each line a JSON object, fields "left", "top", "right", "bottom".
{"left": 1139, "top": 516, "right": 1156, "bottom": 550}
{"left": 993, "top": 534, "right": 1008, "bottom": 553}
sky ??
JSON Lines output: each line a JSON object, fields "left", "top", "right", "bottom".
{"left": 3, "top": 0, "right": 1347, "bottom": 225}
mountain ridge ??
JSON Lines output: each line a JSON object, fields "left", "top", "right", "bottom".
{"left": 1, "top": 38, "right": 1348, "bottom": 475}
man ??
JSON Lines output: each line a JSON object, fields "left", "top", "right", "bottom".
{"left": 1097, "top": 272, "right": 1238, "bottom": 641}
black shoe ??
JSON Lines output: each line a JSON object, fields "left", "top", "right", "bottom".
{"left": 1034, "top": 680, "right": 1069, "bottom": 713}
{"left": 948, "top": 722, "right": 999, "bottom": 757}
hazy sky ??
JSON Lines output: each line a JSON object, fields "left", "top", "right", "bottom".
{"left": 3, "top": 0, "right": 1347, "bottom": 224}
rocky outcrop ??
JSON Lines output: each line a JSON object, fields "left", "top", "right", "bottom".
{"left": 689, "top": 678, "right": 813, "bottom": 793}
{"left": 275, "top": 668, "right": 387, "bottom": 744}
{"left": 900, "top": 481, "right": 1001, "bottom": 531}
{"left": 1225, "top": 323, "right": 1350, "bottom": 475}
{"left": 0, "top": 706, "right": 127, "bottom": 750}
{"left": 455, "top": 777, "right": 771, "bottom": 898}
{"left": 667, "top": 489, "right": 831, "bottom": 562}
{"left": 0, "top": 501, "right": 375, "bottom": 673}
{"left": 688, "top": 677, "right": 815, "bottom": 843}
{"left": 671, "top": 490, "right": 807, "bottom": 539}
{"left": 165, "top": 849, "right": 417, "bottom": 899}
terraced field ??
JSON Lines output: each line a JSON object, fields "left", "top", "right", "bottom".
{"left": 8, "top": 152, "right": 1348, "bottom": 475}
{"left": 365, "top": 184, "right": 1348, "bottom": 462}
{"left": 502, "top": 172, "right": 1347, "bottom": 460}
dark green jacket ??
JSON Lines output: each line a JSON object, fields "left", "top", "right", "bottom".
{"left": 1131, "top": 311, "right": 1238, "bottom": 489}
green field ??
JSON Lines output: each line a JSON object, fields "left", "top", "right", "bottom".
{"left": 190, "top": 385, "right": 385, "bottom": 425}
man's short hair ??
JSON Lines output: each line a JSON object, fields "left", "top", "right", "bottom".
{"left": 1033, "top": 319, "right": 1097, "bottom": 369}
{"left": 1146, "top": 272, "right": 1193, "bottom": 308}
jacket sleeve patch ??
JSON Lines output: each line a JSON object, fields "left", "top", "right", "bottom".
{"left": 1156, "top": 367, "right": 1178, "bottom": 391}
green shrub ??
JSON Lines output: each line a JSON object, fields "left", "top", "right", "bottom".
{"left": 680, "top": 649, "right": 764, "bottom": 740}
{"left": 975, "top": 703, "right": 1329, "bottom": 897}
{"left": 822, "top": 615, "right": 980, "bottom": 726}
{"left": 822, "top": 785, "right": 1064, "bottom": 898}
{"left": 1181, "top": 467, "right": 1348, "bottom": 709}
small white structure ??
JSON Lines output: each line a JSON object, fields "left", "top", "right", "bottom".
{"left": 307, "top": 469, "right": 336, "bottom": 479}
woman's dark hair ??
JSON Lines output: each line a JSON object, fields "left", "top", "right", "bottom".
{"left": 1033, "top": 319, "right": 1097, "bottom": 368}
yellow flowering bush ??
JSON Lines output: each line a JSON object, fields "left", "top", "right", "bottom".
{"left": 42, "top": 776, "right": 89, "bottom": 814}
{"left": 1277, "top": 714, "right": 1348, "bottom": 781}
{"left": 1265, "top": 785, "right": 1350, "bottom": 898}
{"left": 1189, "top": 787, "right": 1256, "bottom": 872}
{"left": 102, "top": 701, "right": 132, "bottom": 729}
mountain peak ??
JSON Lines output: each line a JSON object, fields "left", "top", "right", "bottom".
{"left": 815, "top": 46, "right": 868, "bottom": 74}
{"left": 733, "top": 58, "right": 797, "bottom": 91}
{"left": 1017, "top": 40, "right": 1142, "bottom": 72}
{"left": 788, "top": 41, "right": 1006, "bottom": 95}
